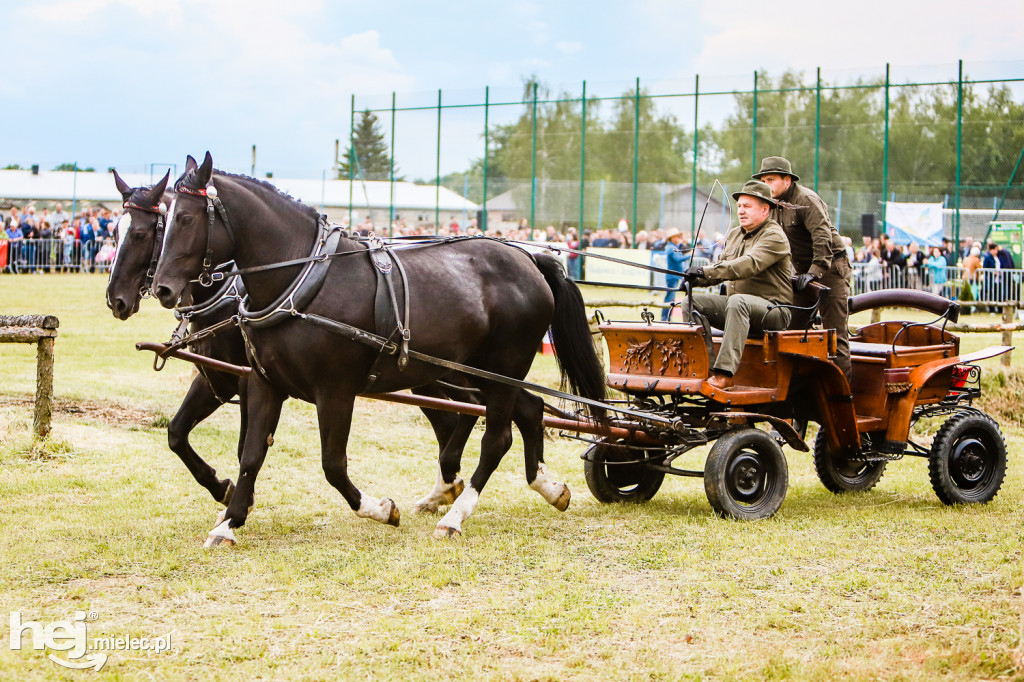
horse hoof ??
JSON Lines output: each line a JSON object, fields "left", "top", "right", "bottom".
{"left": 433, "top": 525, "right": 461, "bottom": 540}
{"left": 203, "top": 534, "right": 236, "bottom": 549}
{"left": 219, "top": 480, "right": 235, "bottom": 506}
{"left": 553, "top": 485, "right": 571, "bottom": 512}
{"left": 412, "top": 501, "right": 439, "bottom": 514}
{"left": 442, "top": 477, "right": 466, "bottom": 504}
{"left": 386, "top": 499, "right": 400, "bottom": 527}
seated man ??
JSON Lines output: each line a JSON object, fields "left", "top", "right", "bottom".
{"left": 682, "top": 180, "right": 794, "bottom": 390}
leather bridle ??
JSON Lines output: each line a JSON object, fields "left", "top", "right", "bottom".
{"left": 173, "top": 180, "right": 237, "bottom": 288}
{"left": 121, "top": 195, "right": 167, "bottom": 299}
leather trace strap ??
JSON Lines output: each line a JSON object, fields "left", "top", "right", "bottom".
{"left": 295, "top": 311, "right": 681, "bottom": 429}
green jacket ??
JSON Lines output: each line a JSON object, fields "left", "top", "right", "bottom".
{"left": 773, "top": 183, "right": 846, "bottom": 278}
{"left": 701, "top": 217, "right": 793, "bottom": 305}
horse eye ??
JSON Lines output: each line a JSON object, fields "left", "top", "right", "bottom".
{"left": 131, "top": 229, "right": 148, "bottom": 241}
{"left": 178, "top": 214, "right": 195, "bottom": 226}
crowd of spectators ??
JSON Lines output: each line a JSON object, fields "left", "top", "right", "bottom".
{"left": 852, "top": 233, "right": 1017, "bottom": 301}
{"left": 3, "top": 204, "right": 1018, "bottom": 307}
{"left": 1, "top": 201, "right": 120, "bottom": 273}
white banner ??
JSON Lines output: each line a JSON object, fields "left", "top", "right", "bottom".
{"left": 581, "top": 247, "right": 653, "bottom": 286}
{"left": 884, "top": 202, "right": 944, "bottom": 247}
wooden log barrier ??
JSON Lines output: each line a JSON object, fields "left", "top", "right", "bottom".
{"left": 0, "top": 315, "right": 59, "bottom": 439}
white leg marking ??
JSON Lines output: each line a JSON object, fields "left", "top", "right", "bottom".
{"left": 204, "top": 519, "right": 236, "bottom": 548}
{"left": 435, "top": 485, "right": 480, "bottom": 538}
{"left": 355, "top": 493, "right": 400, "bottom": 526}
{"left": 529, "top": 463, "right": 571, "bottom": 511}
{"left": 413, "top": 467, "right": 464, "bottom": 514}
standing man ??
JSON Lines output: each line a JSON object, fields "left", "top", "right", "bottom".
{"left": 661, "top": 227, "right": 687, "bottom": 321}
{"left": 754, "top": 156, "right": 853, "bottom": 379}
{"left": 682, "top": 181, "right": 793, "bottom": 390}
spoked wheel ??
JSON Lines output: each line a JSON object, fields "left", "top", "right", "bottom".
{"left": 928, "top": 411, "right": 1006, "bottom": 505}
{"left": 704, "top": 428, "right": 788, "bottom": 520}
{"left": 583, "top": 439, "right": 665, "bottom": 503}
{"left": 812, "top": 429, "right": 886, "bottom": 493}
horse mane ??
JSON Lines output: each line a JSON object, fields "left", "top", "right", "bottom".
{"left": 216, "top": 170, "right": 318, "bottom": 220}
{"left": 175, "top": 167, "right": 319, "bottom": 221}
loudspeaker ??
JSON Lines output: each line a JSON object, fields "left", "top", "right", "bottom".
{"left": 861, "top": 213, "right": 876, "bottom": 239}
{"left": 31, "top": 165, "right": 39, "bottom": 175}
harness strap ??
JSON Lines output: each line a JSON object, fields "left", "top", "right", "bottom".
{"left": 369, "top": 246, "right": 411, "bottom": 369}
{"left": 295, "top": 312, "right": 678, "bottom": 428}
{"left": 238, "top": 218, "right": 343, "bottom": 328}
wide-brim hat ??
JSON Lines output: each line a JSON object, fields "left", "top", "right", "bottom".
{"left": 664, "top": 227, "right": 683, "bottom": 240}
{"left": 752, "top": 156, "right": 800, "bottom": 181}
{"left": 731, "top": 180, "right": 779, "bottom": 206}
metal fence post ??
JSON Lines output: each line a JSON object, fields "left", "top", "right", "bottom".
{"left": 633, "top": 77, "right": 640, "bottom": 243}
{"left": 814, "top": 66, "right": 821, "bottom": 192}
{"left": 882, "top": 63, "right": 890, "bottom": 231}
{"left": 692, "top": 74, "right": 699, "bottom": 243}
{"left": 530, "top": 82, "right": 538, "bottom": 233}
{"left": 435, "top": 88, "right": 442, "bottom": 235}
{"left": 389, "top": 92, "right": 396, "bottom": 237}
{"left": 348, "top": 95, "right": 354, "bottom": 227}
{"left": 955, "top": 59, "right": 964, "bottom": 251}
{"left": 579, "top": 80, "right": 586, "bottom": 232}
{"left": 483, "top": 86, "right": 489, "bottom": 232}
{"left": 751, "top": 71, "right": 759, "bottom": 176}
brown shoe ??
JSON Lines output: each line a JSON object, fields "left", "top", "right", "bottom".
{"left": 707, "top": 372, "right": 734, "bottom": 390}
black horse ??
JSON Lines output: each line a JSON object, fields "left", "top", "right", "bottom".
{"left": 152, "top": 153, "right": 605, "bottom": 544}
{"left": 107, "top": 170, "right": 249, "bottom": 507}
{"left": 105, "top": 170, "right": 576, "bottom": 533}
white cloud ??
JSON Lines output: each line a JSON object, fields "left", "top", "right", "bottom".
{"left": 27, "top": 0, "right": 179, "bottom": 22}
{"left": 693, "top": 0, "right": 1024, "bottom": 77}
{"left": 555, "top": 41, "right": 583, "bottom": 55}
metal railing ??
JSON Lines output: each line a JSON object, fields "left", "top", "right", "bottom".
{"left": 850, "top": 262, "right": 1023, "bottom": 303}
{"left": 0, "top": 238, "right": 115, "bottom": 274}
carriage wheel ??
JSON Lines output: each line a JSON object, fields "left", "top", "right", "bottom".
{"left": 583, "top": 439, "right": 665, "bottom": 503}
{"left": 812, "top": 429, "right": 887, "bottom": 493}
{"left": 928, "top": 411, "right": 1006, "bottom": 505}
{"left": 704, "top": 428, "right": 788, "bottom": 520}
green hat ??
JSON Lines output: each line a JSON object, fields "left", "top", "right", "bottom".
{"left": 731, "top": 180, "right": 779, "bottom": 206}
{"left": 752, "top": 156, "right": 800, "bottom": 181}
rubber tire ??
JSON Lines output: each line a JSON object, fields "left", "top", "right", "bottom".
{"left": 704, "top": 428, "right": 788, "bottom": 520}
{"left": 928, "top": 411, "right": 1006, "bottom": 505}
{"left": 812, "top": 429, "right": 887, "bottom": 493}
{"left": 583, "top": 439, "right": 665, "bottom": 503}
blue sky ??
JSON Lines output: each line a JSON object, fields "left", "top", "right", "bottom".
{"left": 2, "top": 0, "right": 1022, "bottom": 181}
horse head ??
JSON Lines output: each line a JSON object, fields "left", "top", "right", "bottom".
{"left": 152, "top": 152, "right": 231, "bottom": 309}
{"left": 106, "top": 169, "right": 170, "bottom": 320}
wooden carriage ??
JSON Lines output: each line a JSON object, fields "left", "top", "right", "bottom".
{"left": 586, "top": 288, "right": 1012, "bottom": 520}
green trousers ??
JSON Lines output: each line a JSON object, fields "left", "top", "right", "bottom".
{"left": 790, "top": 257, "right": 852, "bottom": 379}
{"left": 688, "top": 293, "right": 792, "bottom": 376}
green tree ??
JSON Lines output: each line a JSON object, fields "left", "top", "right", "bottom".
{"left": 338, "top": 110, "right": 397, "bottom": 181}
{"left": 51, "top": 163, "right": 95, "bottom": 172}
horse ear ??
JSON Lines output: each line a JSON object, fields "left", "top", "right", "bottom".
{"left": 197, "top": 152, "right": 214, "bottom": 185}
{"left": 112, "top": 169, "right": 132, "bottom": 199}
{"left": 185, "top": 155, "right": 198, "bottom": 172}
{"left": 145, "top": 171, "right": 170, "bottom": 205}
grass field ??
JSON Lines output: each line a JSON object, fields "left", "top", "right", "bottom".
{"left": 0, "top": 274, "right": 1022, "bottom": 681}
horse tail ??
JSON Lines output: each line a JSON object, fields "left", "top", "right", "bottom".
{"left": 533, "top": 253, "right": 607, "bottom": 421}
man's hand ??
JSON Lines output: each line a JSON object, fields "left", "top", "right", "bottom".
{"left": 794, "top": 272, "right": 817, "bottom": 291}
{"left": 683, "top": 266, "right": 704, "bottom": 281}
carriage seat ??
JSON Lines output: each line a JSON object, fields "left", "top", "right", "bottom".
{"left": 848, "top": 341, "right": 918, "bottom": 358}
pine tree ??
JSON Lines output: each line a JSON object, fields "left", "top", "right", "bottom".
{"left": 338, "top": 110, "right": 397, "bottom": 181}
